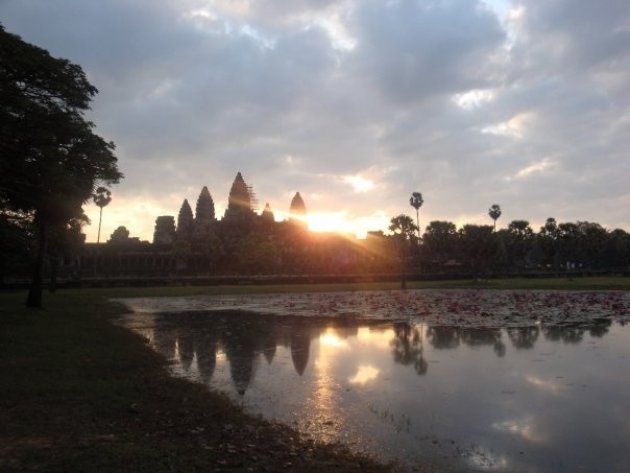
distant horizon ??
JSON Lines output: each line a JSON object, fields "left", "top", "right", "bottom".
{"left": 82, "top": 179, "right": 628, "bottom": 243}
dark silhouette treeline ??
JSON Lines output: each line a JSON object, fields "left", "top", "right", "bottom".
{"left": 2, "top": 163, "right": 629, "bottom": 284}
{"left": 4, "top": 214, "right": 630, "bottom": 285}
{"left": 415, "top": 218, "right": 630, "bottom": 277}
{"left": 138, "top": 311, "right": 612, "bottom": 394}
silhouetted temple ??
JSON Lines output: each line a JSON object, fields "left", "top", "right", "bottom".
{"left": 77, "top": 172, "right": 382, "bottom": 278}
{"left": 72, "top": 170, "right": 409, "bottom": 280}
{"left": 289, "top": 192, "right": 306, "bottom": 222}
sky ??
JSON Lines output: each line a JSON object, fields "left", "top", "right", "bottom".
{"left": 2, "top": 0, "right": 629, "bottom": 241}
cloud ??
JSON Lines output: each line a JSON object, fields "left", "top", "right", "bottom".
{"left": 349, "top": 0, "right": 506, "bottom": 103}
{"left": 515, "top": 158, "right": 557, "bottom": 179}
{"left": 2, "top": 0, "right": 629, "bottom": 240}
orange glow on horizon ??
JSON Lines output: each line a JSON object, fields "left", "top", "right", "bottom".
{"left": 307, "top": 212, "right": 358, "bottom": 235}
{"left": 84, "top": 196, "right": 393, "bottom": 243}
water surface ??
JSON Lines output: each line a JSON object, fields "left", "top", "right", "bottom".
{"left": 119, "top": 291, "right": 630, "bottom": 472}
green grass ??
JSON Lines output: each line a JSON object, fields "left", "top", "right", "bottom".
{"left": 50, "top": 275, "right": 630, "bottom": 300}
{"left": 0, "top": 291, "right": 392, "bottom": 472}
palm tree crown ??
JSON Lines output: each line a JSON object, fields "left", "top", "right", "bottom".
{"left": 488, "top": 204, "right": 502, "bottom": 231}
{"left": 93, "top": 187, "right": 112, "bottom": 208}
{"left": 409, "top": 192, "right": 423, "bottom": 211}
{"left": 409, "top": 192, "right": 423, "bottom": 239}
{"left": 93, "top": 187, "right": 112, "bottom": 243}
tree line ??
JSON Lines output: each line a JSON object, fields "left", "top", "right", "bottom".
{"left": 414, "top": 217, "right": 630, "bottom": 276}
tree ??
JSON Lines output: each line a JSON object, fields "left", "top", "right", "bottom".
{"left": 422, "top": 220, "right": 458, "bottom": 268}
{"left": 46, "top": 216, "right": 86, "bottom": 292}
{"left": 458, "top": 224, "right": 497, "bottom": 277}
{"left": 0, "top": 212, "right": 33, "bottom": 282}
{"left": 488, "top": 204, "right": 501, "bottom": 231}
{"left": 409, "top": 192, "right": 424, "bottom": 240}
{"left": 0, "top": 26, "right": 123, "bottom": 307}
{"left": 502, "top": 220, "right": 534, "bottom": 271}
{"left": 93, "top": 186, "right": 112, "bottom": 243}
{"left": 109, "top": 225, "right": 130, "bottom": 244}
{"left": 389, "top": 215, "right": 418, "bottom": 241}
{"left": 389, "top": 214, "right": 418, "bottom": 289}
{"left": 538, "top": 218, "right": 560, "bottom": 270}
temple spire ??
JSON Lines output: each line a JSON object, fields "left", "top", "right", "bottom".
{"left": 195, "top": 186, "right": 215, "bottom": 222}
{"left": 226, "top": 172, "right": 251, "bottom": 214}
{"left": 176, "top": 199, "right": 193, "bottom": 239}
{"left": 289, "top": 192, "right": 306, "bottom": 222}
{"left": 261, "top": 202, "right": 274, "bottom": 223}
{"left": 224, "top": 172, "right": 255, "bottom": 224}
{"left": 194, "top": 186, "right": 215, "bottom": 238}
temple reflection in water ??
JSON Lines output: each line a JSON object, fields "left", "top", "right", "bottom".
{"left": 121, "top": 306, "right": 630, "bottom": 473}
{"left": 137, "top": 310, "right": 612, "bottom": 395}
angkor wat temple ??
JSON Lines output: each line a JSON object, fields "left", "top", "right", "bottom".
{"left": 80, "top": 172, "right": 388, "bottom": 279}
{"left": 152, "top": 171, "right": 306, "bottom": 247}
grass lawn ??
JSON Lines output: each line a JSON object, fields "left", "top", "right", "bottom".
{"left": 63, "top": 275, "right": 630, "bottom": 299}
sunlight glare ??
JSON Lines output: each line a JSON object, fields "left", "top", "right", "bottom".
{"left": 492, "top": 417, "right": 545, "bottom": 443}
{"left": 357, "top": 327, "right": 395, "bottom": 350}
{"left": 343, "top": 175, "right": 375, "bottom": 192}
{"left": 319, "top": 329, "right": 349, "bottom": 349}
{"left": 306, "top": 211, "right": 389, "bottom": 239}
{"left": 349, "top": 365, "right": 380, "bottom": 385}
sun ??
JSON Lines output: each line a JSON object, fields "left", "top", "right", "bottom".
{"left": 305, "top": 211, "right": 391, "bottom": 239}
{"left": 307, "top": 212, "right": 356, "bottom": 235}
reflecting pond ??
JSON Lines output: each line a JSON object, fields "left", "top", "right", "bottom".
{"left": 118, "top": 290, "right": 630, "bottom": 473}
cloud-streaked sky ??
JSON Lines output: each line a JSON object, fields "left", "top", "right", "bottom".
{"left": 2, "top": 0, "right": 629, "bottom": 241}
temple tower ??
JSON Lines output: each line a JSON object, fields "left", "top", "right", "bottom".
{"left": 153, "top": 216, "right": 176, "bottom": 245}
{"left": 261, "top": 203, "right": 275, "bottom": 224}
{"left": 223, "top": 172, "right": 255, "bottom": 231}
{"left": 289, "top": 192, "right": 307, "bottom": 222}
{"left": 260, "top": 202, "right": 275, "bottom": 235}
{"left": 225, "top": 173, "right": 253, "bottom": 215}
{"left": 193, "top": 186, "right": 215, "bottom": 238}
{"left": 176, "top": 199, "right": 194, "bottom": 240}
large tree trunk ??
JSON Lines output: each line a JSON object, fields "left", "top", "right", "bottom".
{"left": 26, "top": 218, "right": 47, "bottom": 308}
{"left": 48, "top": 254, "right": 59, "bottom": 293}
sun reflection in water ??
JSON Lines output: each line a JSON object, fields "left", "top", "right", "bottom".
{"left": 356, "top": 326, "right": 395, "bottom": 349}
{"left": 305, "top": 327, "right": 348, "bottom": 441}
{"left": 492, "top": 417, "right": 545, "bottom": 443}
{"left": 349, "top": 365, "right": 380, "bottom": 385}
{"left": 174, "top": 337, "right": 181, "bottom": 362}
{"left": 319, "top": 329, "right": 349, "bottom": 349}
{"left": 526, "top": 375, "right": 563, "bottom": 395}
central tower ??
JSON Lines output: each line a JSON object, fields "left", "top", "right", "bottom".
{"left": 223, "top": 172, "right": 256, "bottom": 234}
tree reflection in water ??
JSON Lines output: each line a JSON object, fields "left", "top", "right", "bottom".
{"left": 176, "top": 328, "right": 195, "bottom": 372}
{"left": 390, "top": 322, "right": 428, "bottom": 375}
{"left": 507, "top": 326, "right": 540, "bottom": 349}
{"left": 426, "top": 326, "right": 506, "bottom": 357}
{"left": 427, "top": 326, "right": 460, "bottom": 350}
{"left": 138, "top": 311, "right": 615, "bottom": 394}
{"left": 121, "top": 304, "right": 628, "bottom": 473}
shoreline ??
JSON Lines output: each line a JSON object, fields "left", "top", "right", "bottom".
{"left": 0, "top": 291, "right": 395, "bottom": 472}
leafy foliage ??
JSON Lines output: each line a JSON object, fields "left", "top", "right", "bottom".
{"left": 0, "top": 25, "right": 122, "bottom": 306}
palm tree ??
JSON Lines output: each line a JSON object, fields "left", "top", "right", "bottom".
{"left": 389, "top": 214, "right": 418, "bottom": 289}
{"left": 409, "top": 192, "right": 424, "bottom": 240}
{"left": 93, "top": 187, "right": 112, "bottom": 243}
{"left": 488, "top": 204, "right": 501, "bottom": 232}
